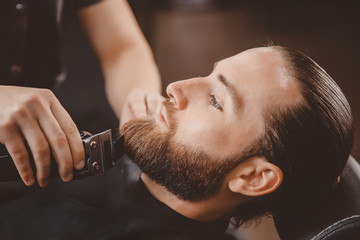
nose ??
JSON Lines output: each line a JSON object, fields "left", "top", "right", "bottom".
{"left": 166, "top": 80, "right": 192, "bottom": 110}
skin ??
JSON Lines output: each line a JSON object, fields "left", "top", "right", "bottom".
{"left": 143, "top": 47, "right": 302, "bottom": 222}
{"left": 164, "top": 47, "right": 302, "bottom": 161}
{"left": 0, "top": 0, "right": 162, "bottom": 187}
{"left": 79, "top": 0, "right": 162, "bottom": 123}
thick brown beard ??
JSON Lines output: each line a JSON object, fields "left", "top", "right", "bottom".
{"left": 120, "top": 99, "right": 241, "bottom": 201}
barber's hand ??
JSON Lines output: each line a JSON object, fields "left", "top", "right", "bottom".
{"left": 120, "top": 88, "right": 164, "bottom": 127}
{"left": 0, "top": 86, "right": 85, "bottom": 187}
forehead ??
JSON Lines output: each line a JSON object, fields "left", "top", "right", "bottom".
{"left": 216, "top": 47, "right": 302, "bottom": 110}
{"left": 217, "top": 47, "right": 285, "bottom": 85}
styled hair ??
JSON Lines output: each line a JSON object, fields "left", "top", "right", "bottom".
{"left": 231, "top": 46, "right": 354, "bottom": 226}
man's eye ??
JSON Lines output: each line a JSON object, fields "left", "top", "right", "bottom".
{"left": 209, "top": 95, "right": 223, "bottom": 111}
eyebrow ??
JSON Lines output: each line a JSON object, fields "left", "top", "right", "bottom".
{"left": 217, "top": 73, "right": 242, "bottom": 113}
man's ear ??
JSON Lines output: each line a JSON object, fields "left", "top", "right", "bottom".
{"left": 228, "top": 157, "right": 283, "bottom": 197}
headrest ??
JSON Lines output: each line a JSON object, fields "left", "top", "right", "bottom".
{"left": 273, "top": 156, "right": 360, "bottom": 239}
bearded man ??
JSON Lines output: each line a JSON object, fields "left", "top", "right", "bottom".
{"left": 0, "top": 46, "right": 353, "bottom": 240}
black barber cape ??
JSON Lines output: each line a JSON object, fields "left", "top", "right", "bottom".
{"left": 0, "top": 156, "right": 232, "bottom": 240}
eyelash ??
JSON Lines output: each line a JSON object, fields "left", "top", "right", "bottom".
{"left": 209, "top": 95, "right": 223, "bottom": 111}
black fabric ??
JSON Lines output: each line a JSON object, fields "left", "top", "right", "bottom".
{"left": 273, "top": 156, "right": 360, "bottom": 240}
{"left": 21, "top": 0, "right": 62, "bottom": 89}
{"left": 0, "top": 156, "right": 231, "bottom": 240}
{"left": 0, "top": 0, "right": 102, "bottom": 89}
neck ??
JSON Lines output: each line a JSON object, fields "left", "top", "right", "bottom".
{"left": 141, "top": 174, "right": 245, "bottom": 222}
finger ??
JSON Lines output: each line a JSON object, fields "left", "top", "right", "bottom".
{"left": 3, "top": 130, "right": 34, "bottom": 186}
{"left": 129, "top": 97, "right": 148, "bottom": 118}
{"left": 146, "top": 93, "right": 165, "bottom": 115}
{"left": 126, "top": 89, "right": 148, "bottom": 118}
{"left": 18, "top": 115, "right": 51, "bottom": 187}
{"left": 120, "top": 105, "right": 135, "bottom": 127}
{"left": 36, "top": 109, "right": 74, "bottom": 183}
{"left": 50, "top": 101, "right": 85, "bottom": 171}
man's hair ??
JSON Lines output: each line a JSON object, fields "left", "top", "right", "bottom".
{"left": 231, "top": 46, "right": 354, "bottom": 226}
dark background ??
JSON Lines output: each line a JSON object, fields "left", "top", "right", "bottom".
{"left": 56, "top": 0, "right": 360, "bottom": 160}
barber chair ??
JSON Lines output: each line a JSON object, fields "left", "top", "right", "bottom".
{"left": 273, "top": 156, "right": 360, "bottom": 240}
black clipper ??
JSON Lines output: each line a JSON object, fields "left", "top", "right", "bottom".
{"left": 0, "top": 129, "right": 125, "bottom": 182}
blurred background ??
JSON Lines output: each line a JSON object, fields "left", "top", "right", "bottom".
{"left": 55, "top": 1, "right": 359, "bottom": 238}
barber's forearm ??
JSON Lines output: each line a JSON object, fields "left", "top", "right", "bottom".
{"left": 103, "top": 45, "right": 161, "bottom": 119}
{"left": 78, "top": 0, "right": 161, "bottom": 120}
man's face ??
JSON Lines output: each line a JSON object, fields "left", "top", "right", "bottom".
{"left": 121, "top": 47, "right": 301, "bottom": 201}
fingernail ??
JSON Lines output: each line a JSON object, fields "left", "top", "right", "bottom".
{"left": 64, "top": 172, "right": 73, "bottom": 182}
{"left": 26, "top": 177, "right": 35, "bottom": 186}
{"left": 40, "top": 179, "right": 49, "bottom": 188}
{"left": 76, "top": 160, "right": 85, "bottom": 169}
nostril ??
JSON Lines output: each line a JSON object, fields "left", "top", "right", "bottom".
{"left": 166, "top": 82, "right": 187, "bottom": 110}
{"left": 167, "top": 92, "right": 174, "bottom": 99}
{"left": 169, "top": 96, "right": 176, "bottom": 106}
{"left": 168, "top": 93, "right": 176, "bottom": 105}
{"left": 166, "top": 84, "right": 177, "bottom": 104}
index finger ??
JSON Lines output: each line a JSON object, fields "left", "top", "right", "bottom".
{"left": 145, "top": 93, "right": 164, "bottom": 115}
{"left": 129, "top": 96, "right": 148, "bottom": 118}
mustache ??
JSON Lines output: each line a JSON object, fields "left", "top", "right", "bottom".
{"left": 120, "top": 98, "right": 177, "bottom": 137}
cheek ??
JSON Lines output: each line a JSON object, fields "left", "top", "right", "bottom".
{"left": 172, "top": 111, "right": 239, "bottom": 157}
{"left": 172, "top": 109, "right": 264, "bottom": 159}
